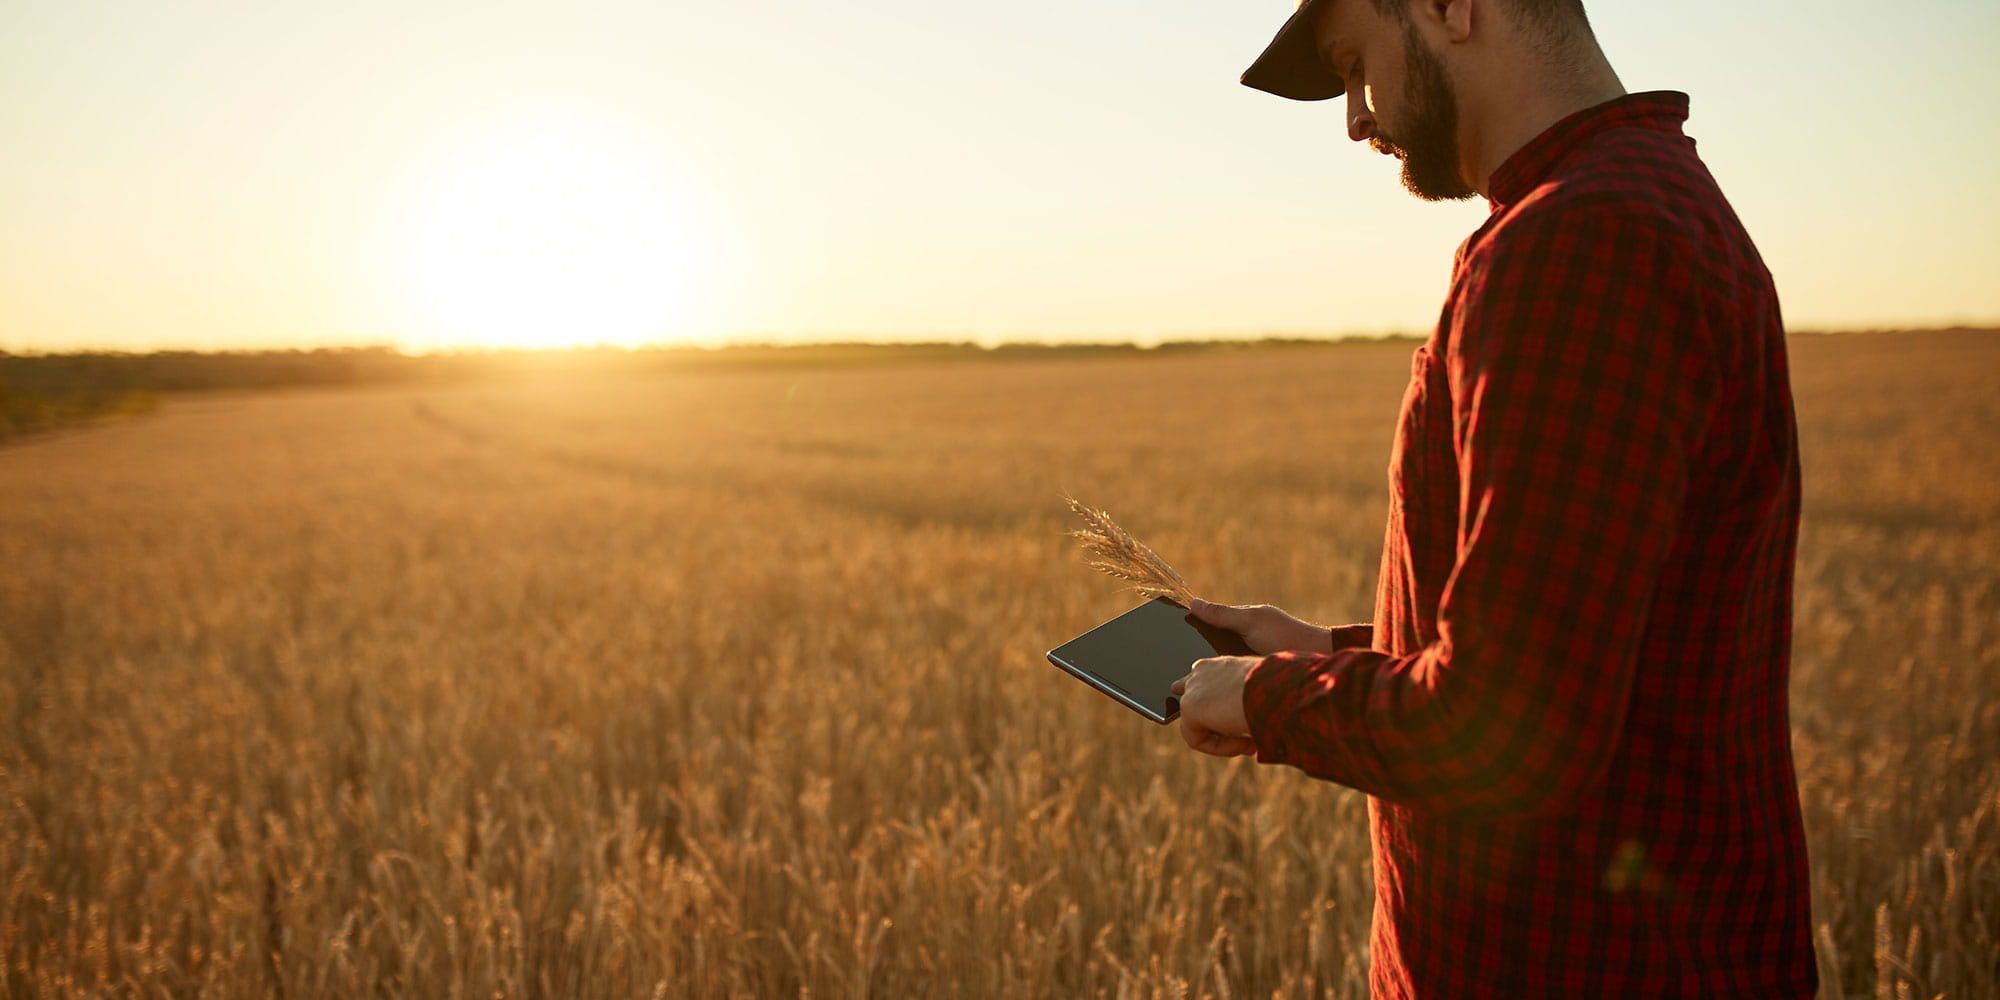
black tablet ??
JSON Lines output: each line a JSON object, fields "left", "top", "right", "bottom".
{"left": 1047, "top": 598, "right": 1254, "bottom": 724}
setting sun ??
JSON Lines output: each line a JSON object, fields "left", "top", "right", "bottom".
{"left": 392, "top": 114, "right": 704, "bottom": 351}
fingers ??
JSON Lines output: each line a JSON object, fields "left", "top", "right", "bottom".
{"left": 1176, "top": 654, "right": 1228, "bottom": 695}
{"left": 1182, "top": 718, "right": 1257, "bottom": 757}
{"left": 1177, "top": 663, "right": 1255, "bottom": 757}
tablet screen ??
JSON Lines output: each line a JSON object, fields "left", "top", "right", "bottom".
{"left": 1046, "top": 598, "right": 1253, "bottom": 723}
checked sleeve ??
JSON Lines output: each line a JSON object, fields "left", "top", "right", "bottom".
{"left": 1243, "top": 203, "right": 1715, "bottom": 818}
{"left": 1328, "top": 624, "right": 1374, "bottom": 650}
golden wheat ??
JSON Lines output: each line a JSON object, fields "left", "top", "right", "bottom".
{"left": 1064, "top": 495, "right": 1195, "bottom": 606}
{"left": 0, "top": 332, "right": 1994, "bottom": 998}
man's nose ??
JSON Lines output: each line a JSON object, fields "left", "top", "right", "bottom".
{"left": 1347, "top": 89, "right": 1376, "bottom": 143}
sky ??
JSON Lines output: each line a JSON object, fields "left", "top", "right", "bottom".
{"left": 2, "top": 0, "right": 1997, "bottom": 352}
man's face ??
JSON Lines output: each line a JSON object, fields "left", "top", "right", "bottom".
{"left": 1314, "top": 1, "right": 1476, "bottom": 202}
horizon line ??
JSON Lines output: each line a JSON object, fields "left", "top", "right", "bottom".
{"left": 6, "top": 323, "right": 1999, "bottom": 358}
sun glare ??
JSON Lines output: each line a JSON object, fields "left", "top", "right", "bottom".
{"left": 394, "top": 114, "right": 703, "bottom": 351}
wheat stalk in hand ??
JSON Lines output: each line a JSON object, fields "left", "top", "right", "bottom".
{"left": 1063, "top": 495, "right": 1194, "bottom": 607}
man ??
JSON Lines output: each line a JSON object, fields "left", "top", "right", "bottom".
{"left": 1169, "top": 0, "right": 1817, "bottom": 995}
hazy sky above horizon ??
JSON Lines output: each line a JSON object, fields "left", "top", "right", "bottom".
{"left": 3, "top": 0, "right": 1997, "bottom": 351}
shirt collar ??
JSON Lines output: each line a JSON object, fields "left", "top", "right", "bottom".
{"left": 1486, "top": 91, "right": 1692, "bottom": 207}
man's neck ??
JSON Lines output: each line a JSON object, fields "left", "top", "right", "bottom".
{"left": 1459, "top": 49, "right": 1627, "bottom": 199}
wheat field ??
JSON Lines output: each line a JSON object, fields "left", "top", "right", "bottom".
{"left": 2, "top": 331, "right": 1995, "bottom": 998}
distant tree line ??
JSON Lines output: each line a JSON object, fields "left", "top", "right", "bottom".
{"left": 0, "top": 346, "right": 425, "bottom": 440}
{"left": 0, "top": 346, "right": 411, "bottom": 440}
{"left": 0, "top": 337, "right": 1399, "bottom": 442}
{"left": 0, "top": 380, "right": 156, "bottom": 441}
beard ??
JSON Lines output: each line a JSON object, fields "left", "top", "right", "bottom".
{"left": 1369, "top": 23, "right": 1475, "bottom": 202}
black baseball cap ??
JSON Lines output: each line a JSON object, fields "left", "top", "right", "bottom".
{"left": 1241, "top": 0, "right": 1345, "bottom": 101}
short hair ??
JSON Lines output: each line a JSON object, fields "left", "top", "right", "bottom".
{"left": 1368, "top": 0, "right": 1594, "bottom": 40}
{"left": 1368, "top": 0, "right": 1596, "bottom": 53}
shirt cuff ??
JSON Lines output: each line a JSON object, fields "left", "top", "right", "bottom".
{"left": 1328, "top": 623, "right": 1374, "bottom": 651}
{"left": 1243, "top": 650, "right": 1333, "bottom": 766}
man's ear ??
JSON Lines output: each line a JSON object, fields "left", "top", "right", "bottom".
{"left": 1423, "top": 0, "right": 1475, "bottom": 44}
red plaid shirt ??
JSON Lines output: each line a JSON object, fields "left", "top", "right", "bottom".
{"left": 1243, "top": 93, "right": 1816, "bottom": 997}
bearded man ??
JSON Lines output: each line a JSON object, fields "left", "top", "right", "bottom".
{"left": 1169, "top": 0, "right": 1817, "bottom": 995}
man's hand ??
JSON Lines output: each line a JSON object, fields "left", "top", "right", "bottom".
{"left": 1172, "top": 656, "right": 1259, "bottom": 757}
{"left": 1189, "top": 598, "right": 1333, "bottom": 655}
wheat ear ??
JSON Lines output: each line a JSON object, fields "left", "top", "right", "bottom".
{"left": 1063, "top": 495, "right": 1195, "bottom": 607}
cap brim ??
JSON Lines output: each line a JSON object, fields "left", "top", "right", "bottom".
{"left": 1241, "top": 0, "right": 1344, "bottom": 102}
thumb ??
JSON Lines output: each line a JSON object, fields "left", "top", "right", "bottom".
{"left": 1189, "top": 597, "right": 1244, "bottom": 626}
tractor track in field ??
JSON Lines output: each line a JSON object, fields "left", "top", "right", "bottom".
{"left": 404, "top": 397, "right": 1028, "bottom": 533}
